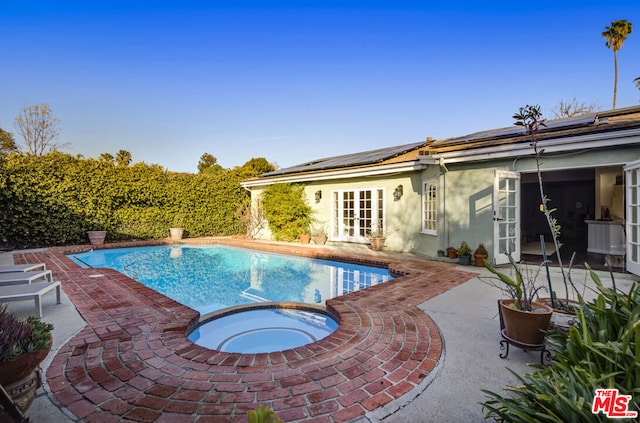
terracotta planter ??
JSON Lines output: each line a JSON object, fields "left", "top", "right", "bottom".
{"left": 0, "top": 342, "right": 51, "bottom": 386}
{"left": 170, "top": 227, "right": 184, "bottom": 241}
{"left": 447, "top": 248, "right": 457, "bottom": 259}
{"left": 313, "top": 233, "right": 327, "bottom": 245}
{"left": 474, "top": 253, "right": 488, "bottom": 267}
{"left": 499, "top": 299, "right": 553, "bottom": 345}
{"left": 87, "top": 230, "right": 106, "bottom": 246}
{"left": 369, "top": 237, "right": 386, "bottom": 251}
{"left": 299, "top": 233, "right": 311, "bottom": 244}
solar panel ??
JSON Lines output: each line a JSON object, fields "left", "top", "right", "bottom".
{"left": 261, "top": 141, "right": 427, "bottom": 177}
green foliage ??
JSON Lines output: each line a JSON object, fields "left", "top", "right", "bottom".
{"left": 0, "top": 151, "right": 268, "bottom": 247}
{"left": 0, "top": 128, "right": 18, "bottom": 154}
{"left": 480, "top": 269, "right": 640, "bottom": 422}
{"left": 457, "top": 241, "right": 472, "bottom": 256}
{"left": 261, "top": 183, "right": 312, "bottom": 241}
{"left": 483, "top": 254, "right": 546, "bottom": 311}
{"left": 247, "top": 406, "right": 283, "bottom": 423}
{"left": 0, "top": 304, "right": 54, "bottom": 361}
{"left": 198, "top": 152, "right": 224, "bottom": 174}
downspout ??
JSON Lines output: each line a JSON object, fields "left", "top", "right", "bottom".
{"left": 439, "top": 157, "right": 449, "bottom": 250}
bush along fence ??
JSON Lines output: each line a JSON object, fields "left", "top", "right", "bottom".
{"left": 0, "top": 151, "right": 264, "bottom": 248}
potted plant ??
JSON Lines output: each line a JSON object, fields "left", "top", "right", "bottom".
{"left": 87, "top": 229, "right": 107, "bottom": 246}
{"left": 170, "top": 212, "right": 185, "bottom": 241}
{"left": 299, "top": 230, "right": 311, "bottom": 244}
{"left": 437, "top": 249, "right": 445, "bottom": 257}
{"left": 311, "top": 223, "right": 328, "bottom": 245}
{"left": 473, "top": 243, "right": 489, "bottom": 267}
{"left": 0, "top": 305, "right": 54, "bottom": 412}
{"left": 367, "top": 219, "right": 395, "bottom": 251}
{"left": 446, "top": 246, "right": 457, "bottom": 259}
{"left": 482, "top": 255, "right": 553, "bottom": 345}
{"left": 457, "top": 241, "right": 472, "bottom": 265}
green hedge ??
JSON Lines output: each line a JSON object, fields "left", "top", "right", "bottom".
{"left": 0, "top": 151, "right": 261, "bottom": 248}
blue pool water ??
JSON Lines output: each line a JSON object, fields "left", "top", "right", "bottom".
{"left": 69, "top": 245, "right": 393, "bottom": 315}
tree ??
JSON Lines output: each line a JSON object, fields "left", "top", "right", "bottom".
{"left": 602, "top": 20, "right": 633, "bottom": 109}
{"left": 13, "top": 103, "right": 66, "bottom": 155}
{"left": 115, "top": 150, "right": 132, "bottom": 167}
{"left": 0, "top": 128, "right": 18, "bottom": 154}
{"left": 635, "top": 76, "right": 640, "bottom": 90}
{"left": 197, "top": 152, "right": 223, "bottom": 174}
{"left": 99, "top": 153, "right": 114, "bottom": 162}
{"left": 551, "top": 98, "right": 598, "bottom": 119}
{"left": 235, "top": 157, "right": 276, "bottom": 178}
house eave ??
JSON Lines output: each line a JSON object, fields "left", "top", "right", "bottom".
{"left": 420, "top": 127, "right": 640, "bottom": 165}
{"left": 241, "top": 161, "right": 428, "bottom": 188}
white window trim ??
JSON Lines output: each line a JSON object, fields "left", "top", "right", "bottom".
{"left": 422, "top": 178, "right": 437, "bottom": 235}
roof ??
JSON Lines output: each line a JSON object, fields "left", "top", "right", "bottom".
{"left": 426, "top": 105, "right": 640, "bottom": 154}
{"left": 258, "top": 141, "right": 428, "bottom": 178}
{"left": 244, "top": 105, "right": 640, "bottom": 184}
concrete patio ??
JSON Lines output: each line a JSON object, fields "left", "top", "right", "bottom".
{"left": 2, "top": 239, "right": 633, "bottom": 422}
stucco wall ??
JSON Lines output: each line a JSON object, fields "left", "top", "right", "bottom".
{"left": 246, "top": 144, "right": 640, "bottom": 261}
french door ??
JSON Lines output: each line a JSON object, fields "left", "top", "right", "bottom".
{"left": 493, "top": 170, "right": 521, "bottom": 264}
{"left": 332, "top": 188, "right": 384, "bottom": 243}
{"left": 625, "top": 160, "right": 640, "bottom": 275}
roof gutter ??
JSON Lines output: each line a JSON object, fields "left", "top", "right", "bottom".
{"left": 419, "top": 127, "right": 640, "bottom": 165}
{"left": 241, "top": 161, "right": 428, "bottom": 188}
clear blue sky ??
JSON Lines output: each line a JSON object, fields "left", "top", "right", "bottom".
{"left": 2, "top": 1, "right": 639, "bottom": 173}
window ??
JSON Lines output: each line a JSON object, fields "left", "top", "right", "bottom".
{"left": 422, "top": 179, "right": 437, "bottom": 235}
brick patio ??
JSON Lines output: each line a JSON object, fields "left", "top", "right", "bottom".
{"left": 15, "top": 238, "right": 476, "bottom": 422}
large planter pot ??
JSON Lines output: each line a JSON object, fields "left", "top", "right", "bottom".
{"left": 299, "top": 233, "right": 311, "bottom": 244}
{"left": 0, "top": 342, "right": 51, "bottom": 386}
{"left": 369, "top": 237, "right": 386, "bottom": 251}
{"left": 499, "top": 299, "right": 553, "bottom": 346}
{"left": 87, "top": 230, "right": 106, "bottom": 246}
{"left": 459, "top": 253, "right": 472, "bottom": 265}
{"left": 169, "top": 227, "right": 184, "bottom": 241}
{"left": 474, "top": 253, "right": 488, "bottom": 267}
{"left": 313, "top": 233, "right": 327, "bottom": 245}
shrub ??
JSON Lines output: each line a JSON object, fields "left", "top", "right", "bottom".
{"left": 261, "top": 183, "right": 312, "bottom": 241}
{"left": 0, "top": 304, "right": 54, "bottom": 361}
{"left": 0, "top": 151, "right": 257, "bottom": 247}
{"left": 480, "top": 267, "right": 639, "bottom": 422}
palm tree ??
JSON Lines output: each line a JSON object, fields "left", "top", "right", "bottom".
{"left": 602, "top": 20, "right": 633, "bottom": 109}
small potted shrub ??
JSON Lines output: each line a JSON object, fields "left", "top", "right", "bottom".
{"left": 0, "top": 305, "right": 54, "bottom": 411}
{"left": 367, "top": 219, "right": 397, "bottom": 251}
{"left": 457, "top": 241, "right": 472, "bottom": 265}
{"left": 482, "top": 255, "right": 553, "bottom": 345}
{"left": 311, "top": 223, "right": 328, "bottom": 245}
{"left": 473, "top": 243, "right": 489, "bottom": 266}
{"left": 446, "top": 246, "right": 457, "bottom": 259}
{"left": 437, "top": 249, "right": 445, "bottom": 257}
{"left": 169, "top": 212, "right": 185, "bottom": 241}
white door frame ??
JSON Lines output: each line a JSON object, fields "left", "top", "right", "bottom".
{"left": 331, "top": 188, "right": 384, "bottom": 243}
{"left": 625, "top": 160, "right": 640, "bottom": 275}
{"left": 493, "top": 170, "right": 521, "bottom": 264}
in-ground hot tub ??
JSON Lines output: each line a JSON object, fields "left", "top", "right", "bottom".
{"left": 188, "top": 303, "right": 339, "bottom": 353}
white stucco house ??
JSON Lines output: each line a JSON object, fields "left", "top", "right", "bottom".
{"left": 242, "top": 105, "right": 640, "bottom": 276}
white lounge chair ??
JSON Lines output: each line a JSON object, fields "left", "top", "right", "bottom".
{"left": 0, "top": 281, "right": 61, "bottom": 317}
{"left": 0, "top": 263, "right": 47, "bottom": 273}
{"left": 0, "top": 270, "right": 53, "bottom": 285}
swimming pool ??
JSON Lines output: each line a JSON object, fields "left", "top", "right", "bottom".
{"left": 69, "top": 245, "right": 393, "bottom": 315}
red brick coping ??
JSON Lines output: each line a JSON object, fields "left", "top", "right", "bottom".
{"left": 15, "top": 239, "right": 477, "bottom": 422}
